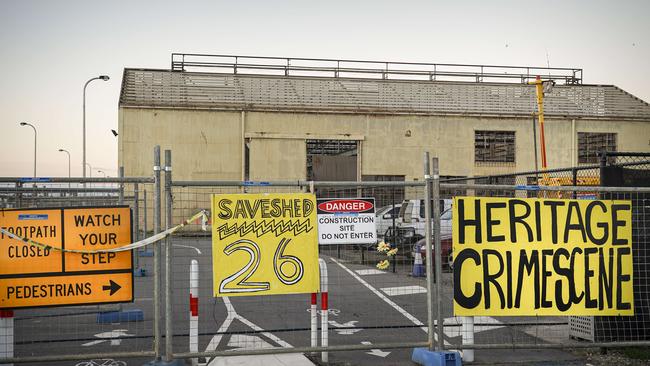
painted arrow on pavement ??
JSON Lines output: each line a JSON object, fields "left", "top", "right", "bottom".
{"left": 102, "top": 280, "right": 121, "bottom": 295}
{"left": 329, "top": 320, "right": 362, "bottom": 335}
{"left": 82, "top": 329, "right": 134, "bottom": 346}
{"left": 361, "top": 341, "right": 390, "bottom": 358}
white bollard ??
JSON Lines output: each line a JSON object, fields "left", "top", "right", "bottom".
{"left": 189, "top": 260, "right": 199, "bottom": 366}
{"left": 318, "top": 259, "right": 328, "bottom": 363}
{"left": 310, "top": 293, "right": 318, "bottom": 349}
{"left": 462, "top": 316, "right": 474, "bottom": 362}
{"left": 0, "top": 310, "right": 14, "bottom": 366}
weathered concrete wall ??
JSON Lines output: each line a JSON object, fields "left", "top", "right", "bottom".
{"left": 120, "top": 108, "right": 650, "bottom": 181}
{"left": 118, "top": 108, "right": 242, "bottom": 179}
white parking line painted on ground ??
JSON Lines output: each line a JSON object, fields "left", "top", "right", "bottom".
{"left": 380, "top": 285, "right": 427, "bottom": 296}
{"left": 330, "top": 258, "right": 430, "bottom": 336}
{"left": 206, "top": 297, "right": 292, "bottom": 352}
{"left": 209, "top": 335, "right": 314, "bottom": 366}
{"left": 442, "top": 316, "right": 503, "bottom": 338}
{"left": 355, "top": 269, "right": 386, "bottom": 276}
{"left": 205, "top": 297, "right": 315, "bottom": 366}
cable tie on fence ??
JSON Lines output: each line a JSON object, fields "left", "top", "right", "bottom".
{"left": 0, "top": 210, "right": 209, "bottom": 255}
{"left": 516, "top": 185, "right": 540, "bottom": 191}
{"left": 18, "top": 177, "right": 52, "bottom": 183}
{"left": 243, "top": 181, "right": 270, "bottom": 186}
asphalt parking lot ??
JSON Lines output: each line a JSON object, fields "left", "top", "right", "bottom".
{"left": 8, "top": 237, "right": 586, "bottom": 366}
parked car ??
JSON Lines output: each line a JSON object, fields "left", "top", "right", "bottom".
{"left": 382, "top": 226, "right": 423, "bottom": 255}
{"left": 413, "top": 236, "right": 454, "bottom": 270}
{"left": 375, "top": 204, "right": 402, "bottom": 239}
{"left": 410, "top": 208, "right": 454, "bottom": 270}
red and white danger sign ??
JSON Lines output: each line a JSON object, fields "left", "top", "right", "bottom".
{"left": 316, "top": 198, "right": 376, "bottom": 245}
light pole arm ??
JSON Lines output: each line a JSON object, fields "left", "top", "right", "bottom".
{"left": 83, "top": 77, "right": 100, "bottom": 179}
{"left": 82, "top": 75, "right": 109, "bottom": 180}
{"left": 21, "top": 123, "right": 37, "bottom": 177}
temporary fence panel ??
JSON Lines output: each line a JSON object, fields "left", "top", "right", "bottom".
{"left": 167, "top": 178, "right": 436, "bottom": 365}
{"left": 0, "top": 176, "right": 159, "bottom": 364}
{"left": 440, "top": 181, "right": 650, "bottom": 354}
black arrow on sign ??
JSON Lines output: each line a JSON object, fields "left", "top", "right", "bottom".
{"left": 102, "top": 280, "right": 121, "bottom": 296}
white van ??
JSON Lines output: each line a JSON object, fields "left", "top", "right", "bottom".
{"left": 396, "top": 199, "right": 452, "bottom": 239}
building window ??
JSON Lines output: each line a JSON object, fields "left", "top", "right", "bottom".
{"left": 475, "top": 131, "right": 515, "bottom": 164}
{"left": 578, "top": 132, "right": 617, "bottom": 164}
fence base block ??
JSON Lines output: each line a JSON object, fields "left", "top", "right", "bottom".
{"left": 97, "top": 309, "right": 144, "bottom": 323}
{"left": 412, "top": 348, "right": 462, "bottom": 366}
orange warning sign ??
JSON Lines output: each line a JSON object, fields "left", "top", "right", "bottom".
{"left": 0, "top": 206, "right": 133, "bottom": 309}
{"left": 0, "top": 272, "right": 132, "bottom": 309}
{"left": 64, "top": 207, "right": 132, "bottom": 272}
{"left": 0, "top": 209, "right": 63, "bottom": 275}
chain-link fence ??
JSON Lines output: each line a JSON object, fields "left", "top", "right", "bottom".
{"left": 2, "top": 149, "right": 650, "bottom": 365}
{"left": 0, "top": 173, "right": 159, "bottom": 365}
{"left": 166, "top": 178, "right": 435, "bottom": 365}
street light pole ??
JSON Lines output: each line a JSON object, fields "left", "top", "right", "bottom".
{"left": 20, "top": 122, "right": 37, "bottom": 177}
{"left": 58, "top": 149, "right": 71, "bottom": 188}
{"left": 83, "top": 75, "right": 110, "bottom": 181}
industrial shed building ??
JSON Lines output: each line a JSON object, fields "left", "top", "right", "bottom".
{"left": 118, "top": 54, "right": 650, "bottom": 182}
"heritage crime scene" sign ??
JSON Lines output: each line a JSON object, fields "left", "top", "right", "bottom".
{"left": 452, "top": 197, "right": 633, "bottom": 316}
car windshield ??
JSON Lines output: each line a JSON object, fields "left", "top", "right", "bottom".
{"left": 401, "top": 202, "right": 413, "bottom": 222}
{"left": 376, "top": 206, "right": 391, "bottom": 216}
{"left": 441, "top": 208, "right": 452, "bottom": 220}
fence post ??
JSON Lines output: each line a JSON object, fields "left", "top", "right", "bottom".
{"left": 133, "top": 183, "right": 140, "bottom": 272}
{"left": 144, "top": 189, "right": 148, "bottom": 239}
{"left": 118, "top": 166, "right": 124, "bottom": 205}
{"left": 572, "top": 167, "right": 578, "bottom": 199}
{"left": 189, "top": 260, "right": 199, "bottom": 366}
{"left": 153, "top": 146, "right": 162, "bottom": 360}
{"left": 164, "top": 149, "right": 174, "bottom": 362}
{"left": 0, "top": 310, "right": 13, "bottom": 366}
{"left": 462, "top": 316, "right": 474, "bottom": 362}
{"left": 15, "top": 182, "right": 21, "bottom": 208}
{"left": 423, "top": 152, "right": 434, "bottom": 351}
{"left": 599, "top": 150, "right": 607, "bottom": 185}
{"left": 319, "top": 258, "right": 329, "bottom": 364}
{"left": 431, "top": 157, "right": 443, "bottom": 350}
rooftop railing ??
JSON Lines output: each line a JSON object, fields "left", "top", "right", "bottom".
{"left": 171, "top": 53, "right": 583, "bottom": 84}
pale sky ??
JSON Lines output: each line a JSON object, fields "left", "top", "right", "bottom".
{"left": 1, "top": 0, "right": 648, "bottom": 178}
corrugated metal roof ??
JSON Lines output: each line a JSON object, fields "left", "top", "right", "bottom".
{"left": 119, "top": 68, "right": 650, "bottom": 121}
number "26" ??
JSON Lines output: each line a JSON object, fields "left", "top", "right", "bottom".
{"left": 219, "top": 238, "right": 304, "bottom": 294}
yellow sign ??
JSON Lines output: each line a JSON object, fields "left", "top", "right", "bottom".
{"left": 0, "top": 207, "right": 133, "bottom": 309}
{"left": 452, "top": 197, "right": 633, "bottom": 316}
{"left": 212, "top": 193, "right": 319, "bottom": 297}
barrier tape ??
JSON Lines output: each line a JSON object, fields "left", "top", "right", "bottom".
{"left": 0, "top": 210, "right": 209, "bottom": 254}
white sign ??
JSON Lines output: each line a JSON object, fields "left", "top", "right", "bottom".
{"left": 316, "top": 198, "right": 376, "bottom": 244}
